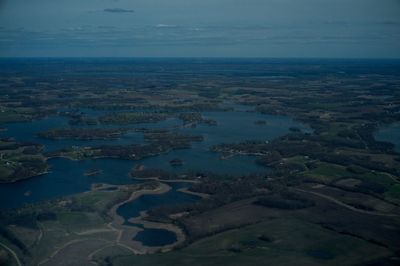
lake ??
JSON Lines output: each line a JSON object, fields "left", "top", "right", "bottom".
{"left": 134, "top": 229, "right": 177, "bottom": 247}
{"left": 117, "top": 182, "right": 199, "bottom": 222}
{"left": 0, "top": 105, "right": 309, "bottom": 211}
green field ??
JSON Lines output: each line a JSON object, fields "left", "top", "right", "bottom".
{"left": 108, "top": 218, "right": 392, "bottom": 266}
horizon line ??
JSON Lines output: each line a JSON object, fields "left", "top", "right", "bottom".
{"left": 1, "top": 56, "right": 400, "bottom": 61}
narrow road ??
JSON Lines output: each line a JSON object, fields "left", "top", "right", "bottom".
{"left": 295, "top": 188, "right": 400, "bottom": 217}
{"left": 0, "top": 242, "right": 22, "bottom": 266}
{"left": 380, "top": 172, "right": 400, "bottom": 184}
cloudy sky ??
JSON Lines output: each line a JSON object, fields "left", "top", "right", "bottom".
{"left": 0, "top": 0, "right": 399, "bottom": 58}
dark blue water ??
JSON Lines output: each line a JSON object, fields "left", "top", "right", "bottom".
{"left": 0, "top": 115, "right": 180, "bottom": 153}
{"left": 133, "top": 229, "right": 177, "bottom": 247}
{"left": 0, "top": 158, "right": 136, "bottom": 210}
{"left": 117, "top": 183, "right": 198, "bottom": 221}
{"left": 0, "top": 105, "right": 309, "bottom": 210}
{"left": 375, "top": 123, "right": 400, "bottom": 152}
{"left": 190, "top": 110, "right": 309, "bottom": 146}
{"left": 116, "top": 182, "right": 198, "bottom": 247}
{"left": 140, "top": 109, "right": 310, "bottom": 175}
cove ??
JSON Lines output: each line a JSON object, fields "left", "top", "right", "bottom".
{"left": 117, "top": 182, "right": 199, "bottom": 222}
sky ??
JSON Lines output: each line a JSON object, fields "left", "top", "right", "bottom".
{"left": 0, "top": 0, "right": 399, "bottom": 58}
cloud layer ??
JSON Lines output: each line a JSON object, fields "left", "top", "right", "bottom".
{"left": 0, "top": 0, "right": 399, "bottom": 57}
{"left": 103, "top": 8, "right": 134, "bottom": 13}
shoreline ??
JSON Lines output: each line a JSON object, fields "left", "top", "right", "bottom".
{"left": 131, "top": 175, "right": 201, "bottom": 184}
{"left": 45, "top": 147, "right": 178, "bottom": 162}
{"left": 108, "top": 182, "right": 189, "bottom": 254}
{"left": 177, "top": 187, "right": 209, "bottom": 199}
{"left": 0, "top": 168, "right": 50, "bottom": 185}
{"left": 127, "top": 211, "right": 186, "bottom": 253}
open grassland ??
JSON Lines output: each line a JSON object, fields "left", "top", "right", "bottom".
{"left": 0, "top": 181, "right": 194, "bottom": 265}
{"left": 109, "top": 218, "right": 394, "bottom": 266}
{"left": 0, "top": 184, "right": 137, "bottom": 265}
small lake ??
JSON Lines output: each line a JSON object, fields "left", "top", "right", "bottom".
{"left": 117, "top": 182, "right": 199, "bottom": 221}
{"left": 134, "top": 228, "right": 177, "bottom": 247}
{"left": 118, "top": 182, "right": 199, "bottom": 247}
{"left": 374, "top": 123, "right": 400, "bottom": 152}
